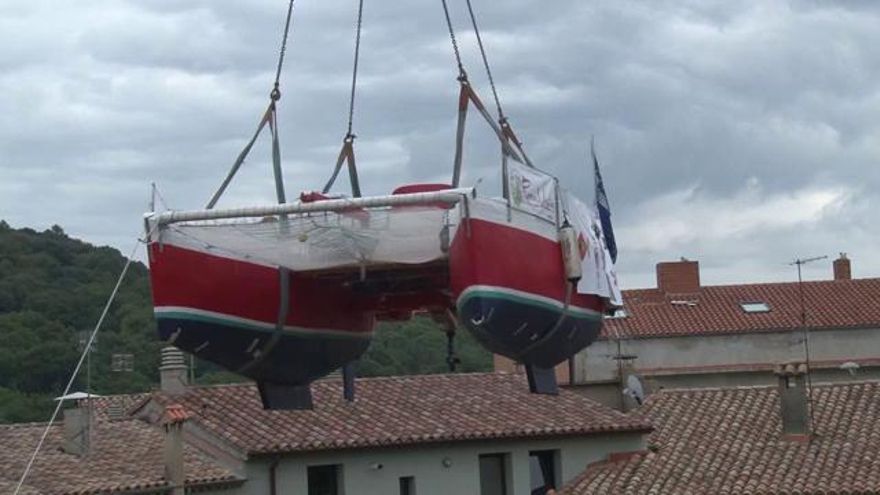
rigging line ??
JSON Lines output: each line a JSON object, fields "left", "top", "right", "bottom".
{"left": 272, "top": 0, "right": 297, "bottom": 99}
{"left": 464, "top": 0, "right": 504, "bottom": 121}
{"left": 346, "top": 0, "right": 365, "bottom": 137}
{"left": 439, "top": 0, "right": 466, "bottom": 77}
{"left": 13, "top": 237, "right": 141, "bottom": 495}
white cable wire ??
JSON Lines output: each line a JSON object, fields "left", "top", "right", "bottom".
{"left": 13, "top": 237, "right": 142, "bottom": 495}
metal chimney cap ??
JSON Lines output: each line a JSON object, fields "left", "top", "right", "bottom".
{"left": 160, "top": 346, "right": 187, "bottom": 369}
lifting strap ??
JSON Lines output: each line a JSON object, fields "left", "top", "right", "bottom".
{"left": 206, "top": 103, "right": 273, "bottom": 209}
{"left": 501, "top": 119, "right": 535, "bottom": 169}
{"left": 441, "top": 0, "right": 534, "bottom": 188}
{"left": 323, "top": 0, "right": 365, "bottom": 198}
{"left": 205, "top": 0, "right": 296, "bottom": 209}
{"left": 451, "top": 78, "right": 524, "bottom": 187}
{"left": 323, "top": 135, "right": 361, "bottom": 197}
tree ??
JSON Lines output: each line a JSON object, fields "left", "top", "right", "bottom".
{"left": 0, "top": 223, "right": 493, "bottom": 424}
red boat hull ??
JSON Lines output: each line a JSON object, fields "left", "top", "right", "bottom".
{"left": 149, "top": 243, "right": 373, "bottom": 386}
{"left": 449, "top": 209, "right": 605, "bottom": 368}
{"left": 147, "top": 197, "right": 606, "bottom": 387}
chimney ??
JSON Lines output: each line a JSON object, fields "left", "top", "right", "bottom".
{"left": 833, "top": 253, "right": 851, "bottom": 281}
{"left": 62, "top": 404, "right": 91, "bottom": 456}
{"left": 774, "top": 362, "right": 811, "bottom": 439}
{"left": 162, "top": 404, "right": 189, "bottom": 495}
{"left": 656, "top": 259, "right": 700, "bottom": 294}
{"left": 160, "top": 346, "right": 189, "bottom": 395}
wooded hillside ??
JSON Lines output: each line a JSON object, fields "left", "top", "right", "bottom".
{"left": 0, "top": 221, "right": 491, "bottom": 423}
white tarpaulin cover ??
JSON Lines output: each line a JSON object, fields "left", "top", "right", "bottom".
{"left": 158, "top": 205, "right": 459, "bottom": 271}
{"left": 507, "top": 161, "right": 557, "bottom": 221}
{"left": 562, "top": 190, "right": 623, "bottom": 307}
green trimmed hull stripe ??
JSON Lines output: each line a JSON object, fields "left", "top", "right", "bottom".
{"left": 154, "top": 307, "right": 371, "bottom": 341}
{"left": 456, "top": 286, "right": 602, "bottom": 321}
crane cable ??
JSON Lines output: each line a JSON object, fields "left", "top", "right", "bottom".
{"left": 272, "top": 0, "right": 296, "bottom": 101}
{"left": 323, "top": 0, "right": 365, "bottom": 197}
{"left": 207, "top": 0, "right": 296, "bottom": 209}
{"left": 13, "top": 238, "right": 143, "bottom": 495}
{"left": 464, "top": 0, "right": 535, "bottom": 169}
{"left": 440, "top": 0, "right": 466, "bottom": 79}
{"left": 464, "top": 0, "right": 503, "bottom": 123}
{"left": 441, "top": 0, "right": 528, "bottom": 187}
{"left": 346, "top": 0, "right": 365, "bottom": 138}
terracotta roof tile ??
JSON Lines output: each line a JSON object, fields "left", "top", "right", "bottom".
{"left": 605, "top": 278, "right": 880, "bottom": 339}
{"left": 562, "top": 380, "right": 880, "bottom": 494}
{"left": 153, "top": 372, "right": 652, "bottom": 455}
{"left": 0, "top": 417, "right": 239, "bottom": 494}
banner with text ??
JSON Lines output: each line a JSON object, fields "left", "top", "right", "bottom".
{"left": 507, "top": 161, "right": 557, "bottom": 221}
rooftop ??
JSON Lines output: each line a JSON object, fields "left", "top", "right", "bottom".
{"left": 135, "top": 372, "right": 652, "bottom": 455}
{"left": 604, "top": 258, "right": 880, "bottom": 339}
{"left": 562, "top": 380, "right": 880, "bottom": 494}
{"left": 0, "top": 418, "right": 239, "bottom": 495}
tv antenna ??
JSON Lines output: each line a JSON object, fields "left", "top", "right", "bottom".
{"left": 789, "top": 254, "right": 827, "bottom": 431}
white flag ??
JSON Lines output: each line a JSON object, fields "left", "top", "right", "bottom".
{"left": 562, "top": 190, "right": 623, "bottom": 307}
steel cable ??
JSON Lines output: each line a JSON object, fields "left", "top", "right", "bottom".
{"left": 464, "top": 0, "right": 504, "bottom": 121}
{"left": 346, "top": 0, "right": 365, "bottom": 137}
{"left": 272, "top": 0, "right": 296, "bottom": 99}
{"left": 440, "top": 0, "right": 466, "bottom": 77}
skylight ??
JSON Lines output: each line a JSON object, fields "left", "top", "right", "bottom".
{"left": 740, "top": 302, "right": 770, "bottom": 313}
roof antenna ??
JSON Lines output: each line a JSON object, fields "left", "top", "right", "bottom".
{"left": 789, "top": 254, "right": 827, "bottom": 433}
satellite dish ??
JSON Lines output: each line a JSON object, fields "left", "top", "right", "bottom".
{"left": 622, "top": 375, "right": 645, "bottom": 405}
{"left": 839, "top": 361, "right": 860, "bottom": 376}
{"left": 54, "top": 392, "right": 102, "bottom": 401}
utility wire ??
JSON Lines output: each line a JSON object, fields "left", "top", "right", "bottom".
{"left": 14, "top": 237, "right": 142, "bottom": 495}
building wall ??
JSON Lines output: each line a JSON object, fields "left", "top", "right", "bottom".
{"left": 574, "top": 327, "right": 880, "bottom": 387}
{"left": 226, "top": 433, "right": 645, "bottom": 495}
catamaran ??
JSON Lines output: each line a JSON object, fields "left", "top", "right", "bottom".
{"left": 144, "top": 0, "right": 621, "bottom": 409}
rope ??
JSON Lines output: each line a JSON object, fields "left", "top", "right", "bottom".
{"left": 346, "top": 0, "right": 365, "bottom": 137}
{"left": 440, "top": 0, "right": 466, "bottom": 78}
{"left": 13, "top": 238, "right": 141, "bottom": 495}
{"left": 272, "top": 0, "right": 296, "bottom": 100}
{"left": 464, "top": 0, "right": 504, "bottom": 121}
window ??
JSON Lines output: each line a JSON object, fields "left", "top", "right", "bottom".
{"left": 308, "top": 464, "right": 342, "bottom": 495}
{"left": 479, "top": 453, "right": 509, "bottom": 495}
{"left": 740, "top": 302, "right": 770, "bottom": 313}
{"left": 529, "top": 450, "right": 559, "bottom": 495}
{"left": 399, "top": 476, "right": 415, "bottom": 495}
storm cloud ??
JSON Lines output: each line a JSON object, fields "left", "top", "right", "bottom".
{"left": 1, "top": 0, "right": 878, "bottom": 288}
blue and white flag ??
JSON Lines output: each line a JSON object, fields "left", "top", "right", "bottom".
{"left": 592, "top": 140, "right": 617, "bottom": 263}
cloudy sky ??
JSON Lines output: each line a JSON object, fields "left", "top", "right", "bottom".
{"left": 1, "top": 0, "right": 878, "bottom": 288}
